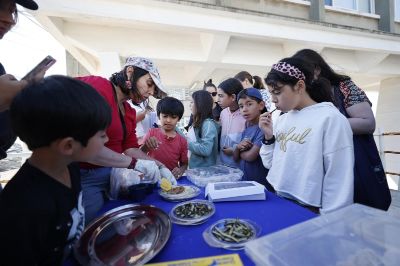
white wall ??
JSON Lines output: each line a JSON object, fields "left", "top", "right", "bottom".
{"left": 376, "top": 77, "right": 400, "bottom": 190}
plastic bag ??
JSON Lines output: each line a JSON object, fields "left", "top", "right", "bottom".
{"left": 186, "top": 165, "right": 243, "bottom": 187}
{"left": 160, "top": 167, "right": 177, "bottom": 186}
{"left": 110, "top": 168, "right": 142, "bottom": 199}
{"left": 134, "top": 159, "right": 161, "bottom": 184}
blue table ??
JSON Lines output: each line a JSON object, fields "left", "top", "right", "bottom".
{"left": 100, "top": 178, "right": 317, "bottom": 265}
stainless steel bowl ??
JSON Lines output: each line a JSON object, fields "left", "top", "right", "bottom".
{"left": 74, "top": 204, "right": 171, "bottom": 265}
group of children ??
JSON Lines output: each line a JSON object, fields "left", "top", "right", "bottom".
{"left": 143, "top": 58, "right": 354, "bottom": 216}
{"left": 140, "top": 78, "right": 271, "bottom": 189}
{"left": 0, "top": 54, "right": 356, "bottom": 265}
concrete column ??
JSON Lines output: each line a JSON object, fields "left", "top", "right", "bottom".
{"left": 98, "top": 52, "right": 121, "bottom": 77}
{"left": 66, "top": 51, "right": 90, "bottom": 77}
{"left": 309, "top": 0, "right": 325, "bottom": 22}
{"left": 376, "top": 77, "right": 400, "bottom": 189}
{"left": 375, "top": 0, "right": 395, "bottom": 33}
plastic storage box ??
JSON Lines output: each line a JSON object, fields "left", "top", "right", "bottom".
{"left": 245, "top": 204, "right": 400, "bottom": 266}
{"left": 185, "top": 165, "right": 243, "bottom": 187}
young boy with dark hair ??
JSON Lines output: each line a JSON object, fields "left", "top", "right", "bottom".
{"left": 0, "top": 75, "right": 111, "bottom": 265}
{"left": 141, "top": 97, "right": 188, "bottom": 178}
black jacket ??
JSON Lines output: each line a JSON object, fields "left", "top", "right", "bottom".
{"left": 0, "top": 63, "right": 17, "bottom": 159}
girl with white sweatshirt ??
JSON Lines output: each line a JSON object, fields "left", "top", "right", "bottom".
{"left": 259, "top": 57, "right": 354, "bottom": 214}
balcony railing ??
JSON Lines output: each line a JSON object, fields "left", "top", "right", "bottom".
{"left": 378, "top": 131, "right": 400, "bottom": 179}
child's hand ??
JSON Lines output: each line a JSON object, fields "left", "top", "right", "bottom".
{"left": 172, "top": 167, "right": 185, "bottom": 179}
{"left": 222, "top": 147, "right": 234, "bottom": 155}
{"left": 237, "top": 139, "right": 253, "bottom": 152}
{"left": 143, "top": 137, "right": 161, "bottom": 151}
{"left": 259, "top": 112, "right": 274, "bottom": 140}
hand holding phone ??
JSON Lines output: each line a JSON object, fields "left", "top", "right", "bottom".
{"left": 22, "top": 55, "right": 56, "bottom": 82}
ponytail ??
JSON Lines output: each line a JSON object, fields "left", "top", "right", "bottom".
{"left": 110, "top": 66, "right": 148, "bottom": 100}
{"left": 110, "top": 71, "right": 131, "bottom": 95}
{"left": 203, "top": 79, "right": 216, "bottom": 90}
{"left": 253, "top": 76, "right": 265, "bottom": 90}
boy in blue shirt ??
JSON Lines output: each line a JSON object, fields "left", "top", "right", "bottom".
{"left": 234, "top": 88, "right": 273, "bottom": 191}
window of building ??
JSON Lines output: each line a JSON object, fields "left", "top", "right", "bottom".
{"left": 325, "top": 0, "right": 375, "bottom": 14}
{"left": 396, "top": 0, "right": 400, "bottom": 21}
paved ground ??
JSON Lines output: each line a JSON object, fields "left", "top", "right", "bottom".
{"left": 0, "top": 143, "right": 22, "bottom": 172}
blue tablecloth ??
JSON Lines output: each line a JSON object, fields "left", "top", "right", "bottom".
{"left": 98, "top": 177, "right": 317, "bottom": 265}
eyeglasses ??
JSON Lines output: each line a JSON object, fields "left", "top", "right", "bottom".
{"left": 209, "top": 92, "right": 217, "bottom": 97}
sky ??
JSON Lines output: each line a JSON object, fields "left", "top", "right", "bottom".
{"left": 0, "top": 10, "right": 66, "bottom": 79}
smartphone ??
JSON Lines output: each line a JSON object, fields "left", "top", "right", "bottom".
{"left": 22, "top": 55, "right": 56, "bottom": 81}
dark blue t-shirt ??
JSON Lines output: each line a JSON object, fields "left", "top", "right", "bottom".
{"left": 239, "top": 123, "right": 272, "bottom": 190}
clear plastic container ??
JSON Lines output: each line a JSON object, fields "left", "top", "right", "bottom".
{"left": 186, "top": 165, "right": 243, "bottom": 187}
{"left": 203, "top": 218, "right": 261, "bottom": 250}
{"left": 170, "top": 199, "right": 215, "bottom": 225}
{"left": 245, "top": 204, "right": 400, "bottom": 266}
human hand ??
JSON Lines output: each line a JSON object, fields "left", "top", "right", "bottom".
{"left": 237, "top": 139, "right": 253, "bottom": 152}
{"left": 159, "top": 167, "right": 178, "bottom": 185}
{"left": 143, "top": 137, "right": 161, "bottom": 151}
{"left": 134, "top": 159, "right": 161, "bottom": 183}
{"left": 259, "top": 112, "right": 274, "bottom": 140}
{"left": 30, "top": 68, "right": 46, "bottom": 84}
{"left": 171, "top": 167, "right": 185, "bottom": 179}
{"left": 0, "top": 74, "right": 28, "bottom": 111}
{"left": 21, "top": 66, "right": 47, "bottom": 86}
{"left": 22, "top": 56, "right": 55, "bottom": 85}
{"left": 222, "top": 147, "right": 234, "bottom": 155}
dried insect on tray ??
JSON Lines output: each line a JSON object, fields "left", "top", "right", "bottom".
{"left": 174, "top": 202, "right": 213, "bottom": 219}
{"left": 211, "top": 219, "right": 254, "bottom": 243}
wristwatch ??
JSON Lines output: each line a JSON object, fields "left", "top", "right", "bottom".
{"left": 262, "top": 135, "right": 276, "bottom": 145}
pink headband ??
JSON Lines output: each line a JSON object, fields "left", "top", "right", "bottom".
{"left": 271, "top": 62, "right": 306, "bottom": 80}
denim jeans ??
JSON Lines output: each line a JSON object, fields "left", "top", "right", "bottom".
{"left": 80, "top": 167, "right": 112, "bottom": 226}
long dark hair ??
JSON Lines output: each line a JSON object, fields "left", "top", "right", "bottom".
{"left": 192, "top": 90, "right": 213, "bottom": 129}
{"left": 265, "top": 57, "right": 334, "bottom": 104}
{"left": 234, "top": 71, "right": 264, "bottom": 89}
{"left": 292, "top": 49, "right": 350, "bottom": 86}
{"left": 109, "top": 66, "right": 149, "bottom": 101}
{"left": 218, "top": 78, "right": 243, "bottom": 96}
{"left": 217, "top": 78, "right": 243, "bottom": 111}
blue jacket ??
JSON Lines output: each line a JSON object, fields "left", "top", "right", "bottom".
{"left": 188, "top": 119, "right": 219, "bottom": 168}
